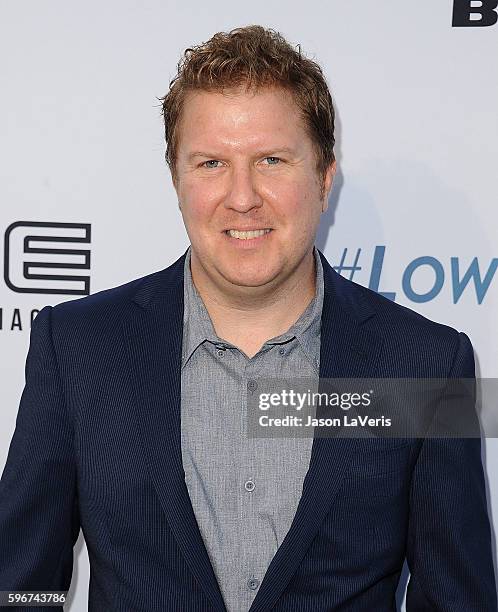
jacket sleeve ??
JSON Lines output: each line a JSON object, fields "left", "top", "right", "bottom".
{"left": 0, "top": 305, "right": 80, "bottom": 611}
{"left": 405, "top": 331, "right": 497, "bottom": 611}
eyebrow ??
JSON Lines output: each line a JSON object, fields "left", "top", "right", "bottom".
{"left": 186, "top": 147, "right": 298, "bottom": 161}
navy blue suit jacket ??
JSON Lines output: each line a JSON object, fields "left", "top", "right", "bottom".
{"left": 0, "top": 249, "right": 496, "bottom": 611}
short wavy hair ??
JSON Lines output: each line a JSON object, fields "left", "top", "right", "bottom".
{"left": 160, "top": 25, "right": 335, "bottom": 198}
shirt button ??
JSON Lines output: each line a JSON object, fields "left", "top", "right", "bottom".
{"left": 248, "top": 380, "right": 258, "bottom": 392}
{"left": 278, "top": 347, "right": 285, "bottom": 355}
{"left": 247, "top": 578, "right": 260, "bottom": 590}
{"left": 244, "top": 480, "right": 255, "bottom": 492}
{"left": 217, "top": 349, "right": 225, "bottom": 357}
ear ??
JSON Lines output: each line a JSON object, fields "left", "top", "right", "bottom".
{"left": 321, "top": 160, "right": 337, "bottom": 213}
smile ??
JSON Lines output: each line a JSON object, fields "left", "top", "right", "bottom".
{"left": 225, "top": 229, "right": 272, "bottom": 240}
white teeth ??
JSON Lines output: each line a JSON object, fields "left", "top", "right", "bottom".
{"left": 227, "top": 229, "right": 271, "bottom": 240}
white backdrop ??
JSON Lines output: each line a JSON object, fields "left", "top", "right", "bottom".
{"left": 1, "top": 1, "right": 497, "bottom": 609}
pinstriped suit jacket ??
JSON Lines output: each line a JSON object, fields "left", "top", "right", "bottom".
{"left": 0, "top": 249, "right": 496, "bottom": 611}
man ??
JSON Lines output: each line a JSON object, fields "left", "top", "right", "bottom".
{"left": 0, "top": 25, "right": 496, "bottom": 612}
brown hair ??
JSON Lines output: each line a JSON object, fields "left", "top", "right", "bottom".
{"left": 160, "top": 25, "right": 335, "bottom": 198}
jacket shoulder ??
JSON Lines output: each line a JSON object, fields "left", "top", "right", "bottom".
{"left": 51, "top": 269, "right": 155, "bottom": 319}
{"left": 352, "top": 274, "right": 460, "bottom": 334}
{"left": 332, "top": 272, "right": 471, "bottom": 375}
{"left": 50, "top": 251, "right": 186, "bottom": 323}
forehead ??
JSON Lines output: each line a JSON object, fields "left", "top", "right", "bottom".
{"left": 177, "top": 86, "right": 309, "bottom": 154}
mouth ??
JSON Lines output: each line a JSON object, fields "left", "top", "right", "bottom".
{"left": 224, "top": 228, "right": 272, "bottom": 240}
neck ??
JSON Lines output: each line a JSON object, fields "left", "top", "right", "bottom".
{"left": 190, "top": 249, "right": 317, "bottom": 358}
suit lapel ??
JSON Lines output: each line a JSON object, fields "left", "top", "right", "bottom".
{"left": 248, "top": 251, "right": 384, "bottom": 612}
{"left": 121, "top": 250, "right": 227, "bottom": 612}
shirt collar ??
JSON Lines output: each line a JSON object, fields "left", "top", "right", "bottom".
{"left": 182, "top": 246, "right": 324, "bottom": 368}
{"left": 262, "top": 248, "right": 323, "bottom": 370}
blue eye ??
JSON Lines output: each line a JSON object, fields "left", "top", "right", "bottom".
{"left": 265, "top": 157, "right": 280, "bottom": 165}
{"left": 202, "top": 160, "right": 221, "bottom": 169}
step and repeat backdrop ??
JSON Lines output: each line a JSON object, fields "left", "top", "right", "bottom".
{"left": 1, "top": 1, "right": 497, "bottom": 609}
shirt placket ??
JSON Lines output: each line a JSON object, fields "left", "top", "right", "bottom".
{"left": 239, "top": 347, "right": 278, "bottom": 608}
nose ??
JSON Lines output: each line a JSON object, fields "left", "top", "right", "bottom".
{"left": 224, "top": 165, "right": 264, "bottom": 213}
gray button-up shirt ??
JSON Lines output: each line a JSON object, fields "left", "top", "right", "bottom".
{"left": 181, "top": 247, "right": 324, "bottom": 612}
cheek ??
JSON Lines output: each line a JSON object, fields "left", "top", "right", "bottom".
{"left": 180, "top": 185, "right": 220, "bottom": 225}
{"left": 270, "top": 179, "right": 321, "bottom": 227}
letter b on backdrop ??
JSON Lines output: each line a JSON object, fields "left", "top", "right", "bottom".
{"left": 452, "top": 0, "right": 498, "bottom": 26}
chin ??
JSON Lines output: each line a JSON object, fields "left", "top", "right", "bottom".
{"left": 227, "top": 275, "right": 275, "bottom": 288}
{"left": 219, "top": 262, "right": 281, "bottom": 289}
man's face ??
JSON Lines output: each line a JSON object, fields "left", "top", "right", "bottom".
{"left": 173, "top": 85, "right": 336, "bottom": 291}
